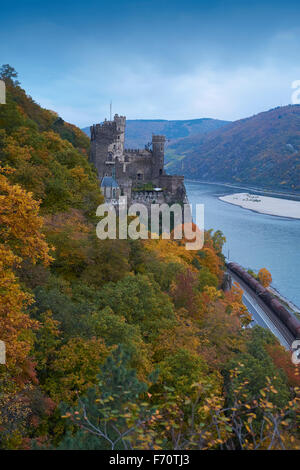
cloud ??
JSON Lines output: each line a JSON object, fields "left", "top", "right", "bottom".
{"left": 33, "top": 54, "right": 300, "bottom": 127}
{"left": 15, "top": 16, "right": 300, "bottom": 127}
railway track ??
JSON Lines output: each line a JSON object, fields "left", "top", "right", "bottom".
{"left": 227, "top": 268, "right": 295, "bottom": 349}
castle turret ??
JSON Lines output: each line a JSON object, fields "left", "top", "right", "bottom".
{"left": 89, "top": 112, "right": 184, "bottom": 206}
{"left": 113, "top": 114, "right": 126, "bottom": 154}
{"left": 152, "top": 134, "right": 166, "bottom": 178}
{"left": 89, "top": 114, "right": 126, "bottom": 177}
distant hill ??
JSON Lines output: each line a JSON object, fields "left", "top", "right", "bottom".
{"left": 167, "top": 105, "right": 300, "bottom": 192}
{"left": 82, "top": 118, "right": 229, "bottom": 149}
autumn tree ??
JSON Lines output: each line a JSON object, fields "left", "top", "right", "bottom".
{"left": 0, "top": 169, "right": 52, "bottom": 447}
{"left": 258, "top": 268, "right": 272, "bottom": 287}
{"left": 0, "top": 64, "right": 20, "bottom": 86}
{"left": 58, "top": 349, "right": 158, "bottom": 450}
{"left": 0, "top": 168, "right": 52, "bottom": 375}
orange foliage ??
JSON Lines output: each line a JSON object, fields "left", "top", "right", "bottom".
{"left": 258, "top": 268, "right": 272, "bottom": 287}
{"left": 223, "top": 282, "right": 252, "bottom": 325}
{"left": 143, "top": 238, "right": 195, "bottom": 268}
{"left": 266, "top": 343, "right": 300, "bottom": 388}
{"left": 200, "top": 247, "right": 223, "bottom": 280}
{"left": 0, "top": 169, "right": 52, "bottom": 377}
{"left": 170, "top": 268, "right": 202, "bottom": 317}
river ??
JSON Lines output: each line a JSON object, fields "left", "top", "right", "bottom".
{"left": 185, "top": 181, "right": 300, "bottom": 309}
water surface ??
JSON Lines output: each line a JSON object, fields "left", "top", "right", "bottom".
{"left": 186, "top": 181, "right": 300, "bottom": 308}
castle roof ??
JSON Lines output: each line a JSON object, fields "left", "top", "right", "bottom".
{"left": 101, "top": 176, "right": 119, "bottom": 188}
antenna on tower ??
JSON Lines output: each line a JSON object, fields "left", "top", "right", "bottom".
{"left": 110, "top": 100, "right": 112, "bottom": 121}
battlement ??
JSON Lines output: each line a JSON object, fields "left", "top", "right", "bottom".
{"left": 125, "top": 148, "right": 152, "bottom": 155}
{"left": 114, "top": 114, "right": 126, "bottom": 127}
{"left": 90, "top": 114, "right": 126, "bottom": 141}
{"left": 152, "top": 134, "right": 166, "bottom": 143}
{"left": 89, "top": 112, "right": 186, "bottom": 206}
{"left": 125, "top": 148, "right": 140, "bottom": 153}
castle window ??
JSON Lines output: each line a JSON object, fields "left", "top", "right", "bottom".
{"left": 159, "top": 169, "right": 162, "bottom": 175}
{"left": 137, "top": 173, "right": 143, "bottom": 181}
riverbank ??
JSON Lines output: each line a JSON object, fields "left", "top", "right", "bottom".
{"left": 219, "top": 192, "right": 300, "bottom": 219}
{"left": 186, "top": 181, "right": 300, "bottom": 309}
{"left": 185, "top": 179, "right": 300, "bottom": 200}
{"left": 268, "top": 286, "right": 300, "bottom": 319}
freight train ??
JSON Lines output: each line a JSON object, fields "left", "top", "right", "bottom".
{"left": 227, "top": 262, "right": 300, "bottom": 339}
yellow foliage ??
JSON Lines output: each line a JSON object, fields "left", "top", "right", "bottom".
{"left": 0, "top": 169, "right": 52, "bottom": 375}
{"left": 258, "top": 267, "right": 272, "bottom": 287}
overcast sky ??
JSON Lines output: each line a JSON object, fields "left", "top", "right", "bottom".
{"left": 1, "top": 0, "right": 300, "bottom": 126}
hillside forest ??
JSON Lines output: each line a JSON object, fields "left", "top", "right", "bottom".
{"left": 0, "top": 65, "right": 299, "bottom": 450}
{"left": 166, "top": 105, "right": 300, "bottom": 192}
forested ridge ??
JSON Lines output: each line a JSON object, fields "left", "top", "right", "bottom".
{"left": 82, "top": 117, "right": 229, "bottom": 149}
{"left": 167, "top": 105, "right": 300, "bottom": 192}
{"left": 0, "top": 66, "right": 299, "bottom": 450}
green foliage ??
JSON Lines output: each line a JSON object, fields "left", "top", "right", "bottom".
{"left": 0, "top": 64, "right": 20, "bottom": 86}
{"left": 58, "top": 348, "right": 157, "bottom": 450}
{"left": 211, "top": 229, "right": 226, "bottom": 253}
{"left": 198, "top": 266, "right": 218, "bottom": 291}
{"left": 88, "top": 306, "right": 152, "bottom": 375}
{"left": 225, "top": 326, "right": 291, "bottom": 409}
{"left": 132, "top": 182, "right": 155, "bottom": 191}
{"left": 32, "top": 283, "right": 95, "bottom": 338}
{"left": 157, "top": 348, "right": 218, "bottom": 396}
{"left": 247, "top": 268, "right": 258, "bottom": 279}
{"left": 146, "top": 258, "right": 185, "bottom": 292}
{"left": 96, "top": 274, "right": 176, "bottom": 340}
{"left": 168, "top": 104, "right": 300, "bottom": 192}
{"left": 1, "top": 67, "right": 299, "bottom": 450}
{"left": 0, "top": 74, "right": 102, "bottom": 216}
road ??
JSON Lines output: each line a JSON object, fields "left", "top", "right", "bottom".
{"left": 228, "top": 269, "right": 295, "bottom": 350}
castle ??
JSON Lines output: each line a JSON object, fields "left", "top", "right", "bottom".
{"left": 89, "top": 114, "right": 186, "bottom": 206}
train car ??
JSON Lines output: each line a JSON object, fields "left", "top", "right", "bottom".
{"left": 227, "top": 261, "right": 300, "bottom": 339}
{"left": 287, "top": 316, "right": 300, "bottom": 338}
{"left": 248, "top": 278, "right": 260, "bottom": 292}
{"left": 270, "top": 298, "right": 291, "bottom": 323}
{"left": 259, "top": 289, "right": 273, "bottom": 306}
{"left": 228, "top": 262, "right": 242, "bottom": 275}
{"left": 228, "top": 262, "right": 262, "bottom": 294}
{"left": 255, "top": 284, "right": 266, "bottom": 297}
{"left": 243, "top": 273, "right": 254, "bottom": 284}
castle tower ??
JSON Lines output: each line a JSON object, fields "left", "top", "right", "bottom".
{"left": 90, "top": 114, "right": 126, "bottom": 178}
{"left": 152, "top": 135, "right": 166, "bottom": 178}
{"left": 114, "top": 114, "right": 126, "bottom": 151}
{"left": 107, "top": 114, "right": 126, "bottom": 162}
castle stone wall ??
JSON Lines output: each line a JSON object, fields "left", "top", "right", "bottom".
{"left": 89, "top": 114, "right": 186, "bottom": 206}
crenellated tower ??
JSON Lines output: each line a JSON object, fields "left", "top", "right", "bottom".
{"left": 90, "top": 114, "right": 126, "bottom": 178}
{"left": 151, "top": 134, "right": 166, "bottom": 179}
{"left": 89, "top": 113, "right": 185, "bottom": 206}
